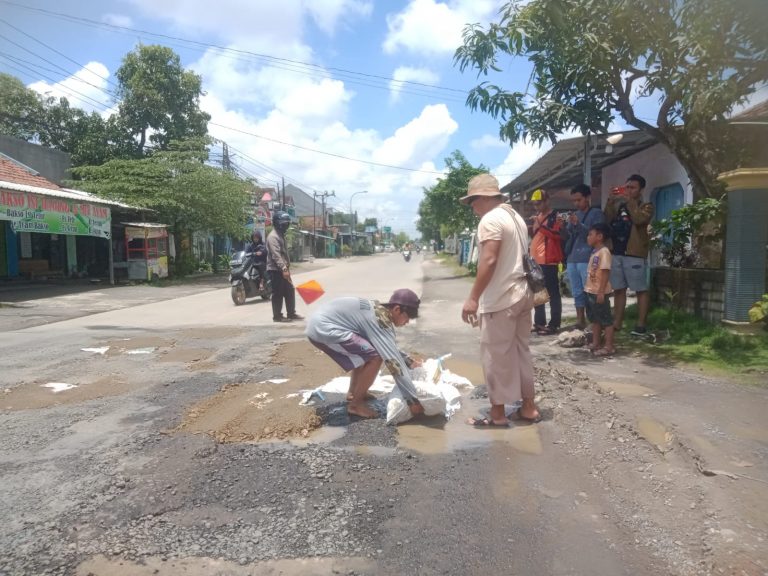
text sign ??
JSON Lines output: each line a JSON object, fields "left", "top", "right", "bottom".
{"left": 0, "top": 190, "right": 111, "bottom": 238}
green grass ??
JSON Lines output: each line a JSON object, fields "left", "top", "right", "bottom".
{"left": 621, "top": 304, "right": 768, "bottom": 379}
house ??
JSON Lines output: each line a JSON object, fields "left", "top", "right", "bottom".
{"left": 0, "top": 154, "right": 146, "bottom": 283}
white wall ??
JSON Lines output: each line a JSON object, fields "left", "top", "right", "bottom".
{"left": 600, "top": 143, "right": 692, "bottom": 207}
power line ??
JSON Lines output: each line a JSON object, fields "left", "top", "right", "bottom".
{"left": 0, "top": 1, "right": 470, "bottom": 103}
{"left": 210, "top": 122, "right": 445, "bottom": 175}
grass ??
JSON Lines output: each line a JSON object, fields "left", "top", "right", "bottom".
{"left": 620, "top": 304, "right": 768, "bottom": 380}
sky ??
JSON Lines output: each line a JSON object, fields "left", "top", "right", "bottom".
{"left": 0, "top": 0, "right": 677, "bottom": 236}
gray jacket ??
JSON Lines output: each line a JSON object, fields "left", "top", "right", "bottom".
{"left": 266, "top": 230, "right": 290, "bottom": 272}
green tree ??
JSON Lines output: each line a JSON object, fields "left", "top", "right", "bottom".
{"left": 417, "top": 150, "right": 486, "bottom": 239}
{"left": 73, "top": 139, "right": 251, "bottom": 256}
{"left": 455, "top": 0, "right": 768, "bottom": 200}
{"left": 0, "top": 73, "right": 44, "bottom": 140}
{"left": 116, "top": 44, "right": 210, "bottom": 155}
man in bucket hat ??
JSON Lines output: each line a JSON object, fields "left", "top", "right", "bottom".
{"left": 460, "top": 174, "right": 541, "bottom": 426}
{"left": 306, "top": 289, "right": 424, "bottom": 420}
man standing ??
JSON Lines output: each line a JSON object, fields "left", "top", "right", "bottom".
{"left": 266, "top": 211, "right": 303, "bottom": 323}
{"left": 528, "top": 189, "right": 565, "bottom": 335}
{"left": 566, "top": 184, "right": 605, "bottom": 329}
{"left": 604, "top": 174, "right": 654, "bottom": 335}
{"left": 460, "top": 174, "right": 540, "bottom": 426}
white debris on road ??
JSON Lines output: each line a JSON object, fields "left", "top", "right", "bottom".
{"left": 41, "top": 383, "right": 78, "bottom": 393}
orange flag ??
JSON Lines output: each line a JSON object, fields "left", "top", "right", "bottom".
{"left": 296, "top": 279, "right": 325, "bottom": 305}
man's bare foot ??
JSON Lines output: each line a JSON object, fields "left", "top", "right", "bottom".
{"left": 518, "top": 399, "right": 541, "bottom": 422}
{"left": 346, "top": 393, "right": 376, "bottom": 402}
{"left": 347, "top": 402, "right": 377, "bottom": 418}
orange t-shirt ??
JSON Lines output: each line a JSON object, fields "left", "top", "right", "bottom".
{"left": 530, "top": 212, "right": 548, "bottom": 264}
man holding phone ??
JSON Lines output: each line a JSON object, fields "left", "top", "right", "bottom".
{"left": 604, "top": 174, "right": 654, "bottom": 335}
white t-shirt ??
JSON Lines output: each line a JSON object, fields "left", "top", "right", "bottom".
{"left": 477, "top": 205, "right": 530, "bottom": 314}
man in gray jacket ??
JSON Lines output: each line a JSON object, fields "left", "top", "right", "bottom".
{"left": 306, "top": 289, "right": 424, "bottom": 420}
{"left": 266, "top": 211, "right": 302, "bottom": 322}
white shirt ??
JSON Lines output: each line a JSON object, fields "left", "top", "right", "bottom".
{"left": 477, "top": 205, "right": 530, "bottom": 314}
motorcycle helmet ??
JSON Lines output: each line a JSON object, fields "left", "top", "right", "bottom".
{"left": 273, "top": 211, "right": 291, "bottom": 233}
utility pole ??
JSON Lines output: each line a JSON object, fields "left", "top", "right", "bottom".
{"left": 222, "top": 141, "right": 231, "bottom": 172}
{"left": 313, "top": 191, "right": 334, "bottom": 258}
{"left": 281, "top": 177, "right": 286, "bottom": 210}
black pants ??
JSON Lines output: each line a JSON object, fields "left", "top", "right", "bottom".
{"left": 534, "top": 264, "right": 562, "bottom": 329}
{"left": 270, "top": 270, "right": 296, "bottom": 320}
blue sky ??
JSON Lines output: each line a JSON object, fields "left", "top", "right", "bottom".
{"left": 1, "top": 0, "right": 603, "bottom": 235}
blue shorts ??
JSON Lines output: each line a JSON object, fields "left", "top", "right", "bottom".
{"left": 585, "top": 293, "right": 614, "bottom": 327}
{"left": 610, "top": 255, "right": 648, "bottom": 292}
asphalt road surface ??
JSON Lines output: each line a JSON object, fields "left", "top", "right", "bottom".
{"left": 1, "top": 252, "right": 765, "bottom": 576}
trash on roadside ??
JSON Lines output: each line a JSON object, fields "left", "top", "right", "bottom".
{"left": 258, "top": 378, "right": 289, "bottom": 385}
{"left": 555, "top": 329, "right": 586, "bottom": 348}
{"left": 126, "top": 347, "right": 155, "bottom": 355}
{"left": 81, "top": 347, "right": 110, "bottom": 355}
{"left": 41, "top": 383, "right": 77, "bottom": 393}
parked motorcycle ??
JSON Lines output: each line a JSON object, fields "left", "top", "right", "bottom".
{"left": 229, "top": 250, "right": 272, "bottom": 305}
{"left": 402, "top": 249, "right": 412, "bottom": 262}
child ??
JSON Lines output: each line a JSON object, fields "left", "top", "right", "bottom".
{"left": 584, "top": 223, "right": 615, "bottom": 356}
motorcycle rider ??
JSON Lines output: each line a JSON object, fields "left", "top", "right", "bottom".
{"left": 248, "top": 230, "right": 267, "bottom": 291}
{"left": 266, "top": 211, "right": 303, "bottom": 322}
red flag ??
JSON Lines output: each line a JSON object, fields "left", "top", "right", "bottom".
{"left": 296, "top": 280, "right": 325, "bottom": 305}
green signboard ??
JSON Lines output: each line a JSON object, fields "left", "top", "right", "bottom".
{"left": 0, "top": 190, "right": 111, "bottom": 239}
{"left": 383, "top": 226, "right": 392, "bottom": 234}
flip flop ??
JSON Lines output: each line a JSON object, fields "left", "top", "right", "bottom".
{"left": 513, "top": 410, "right": 542, "bottom": 424}
{"left": 593, "top": 348, "right": 615, "bottom": 357}
{"left": 466, "top": 416, "right": 510, "bottom": 428}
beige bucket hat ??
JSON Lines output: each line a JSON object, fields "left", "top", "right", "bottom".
{"left": 459, "top": 173, "right": 505, "bottom": 204}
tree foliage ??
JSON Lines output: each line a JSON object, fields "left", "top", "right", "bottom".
{"left": 116, "top": 44, "right": 210, "bottom": 155}
{"left": 417, "top": 150, "right": 487, "bottom": 240}
{"left": 0, "top": 73, "right": 44, "bottom": 140}
{"left": 454, "top": 0, "right": 768, "bottom": 199}
{"left": 72, "top": 139, "right": 251, "bottom": 240}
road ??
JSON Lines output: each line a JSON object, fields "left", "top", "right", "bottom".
{"left": 1, "top": 252, "right": 766, "bottom": 576}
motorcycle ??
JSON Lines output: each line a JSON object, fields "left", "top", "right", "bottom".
{"left": 229, "top": 250, "right": 272, "bottom": 305}
{"left": 402, "top": 249, "right": 411, "bottom": 262}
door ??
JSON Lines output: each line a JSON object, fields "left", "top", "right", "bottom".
{"left": 652, "top": 183, "right": 685, "bottom": 266}
{"left": 0, "top": 222, "right": 7, "bottom": 277}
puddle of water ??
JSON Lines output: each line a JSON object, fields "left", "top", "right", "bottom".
{"left": 349, "top": 444, "right": 397, "bottom": 457}
{"left": 397, "top": 414, "right": 543, "bottom": 455}
{"left": 442, "top": 357, "right": 484, "bottom": 386}
{"left": 290, "top": 425, "right": 348, "bottom": 446}
{"left": 636, "top": 416, "right": 673, "bottom": 453}
{"left": 77, "top": 555, "right": 375, "bottom": 576}
{"left": 597, "top": 381, "right": 655, "bottom": 397}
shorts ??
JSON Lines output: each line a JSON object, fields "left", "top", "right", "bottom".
{"left": 585, "top": 293, "right": 614, "bottom": 327}
{"left": 610, "top": 255, "right": 648, "bottom": 291}
{"left": 308, "top": 334, "right": 380, "bottom": 371}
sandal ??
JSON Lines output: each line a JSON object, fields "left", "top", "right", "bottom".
{"left": 466, "top": 416, "right": 510, "bottom": 428}
{"left": 513, "top": 409, "right": 542, "bottom": 423}
{"left": 536, "top": 326, "right": 557, "bottom": 335}
{"left": 593, "top": 348, "right": 615, "bottom": 357}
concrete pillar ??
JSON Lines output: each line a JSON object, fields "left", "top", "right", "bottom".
{"left": 718, "top": 168, "right": 768, "bottom": 322}
{"left": 66, "top": 235, "right": 77, "bottom": 277}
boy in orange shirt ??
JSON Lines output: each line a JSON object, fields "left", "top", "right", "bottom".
{"left": 585, "top": 223, "right": 615, "bottom": 356}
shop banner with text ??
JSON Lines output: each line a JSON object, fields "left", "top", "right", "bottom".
{"left": 0, "top": 190, "right": 111, "bottom": 238}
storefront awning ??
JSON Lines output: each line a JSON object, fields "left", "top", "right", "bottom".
{"left": 300, "top": 230, "right": 335, "bottom": 240}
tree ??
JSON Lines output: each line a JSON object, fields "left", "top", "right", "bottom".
{"left": 417, "top": 150, "right": 487, "bottom": 240}
{"left": 454, "top": 0, "right": 768, "bottom": 199}
{"left": 73, "top": 139, "right": 251, "bottom": 256}
{"left": 116, "top": 44, "right": 210, "bottom": 155}
{"left": 0, "top": 73, "right": 44, "bottom": 140}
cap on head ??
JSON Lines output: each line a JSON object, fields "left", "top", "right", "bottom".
{"left": 530, "top": 188, "right": 548, "bottom": 201}
{"left": 459, "top": 173, "right": 504, "bottom": 205}
{"left": 388, "top": 288, "right": 420, "bottom": 317}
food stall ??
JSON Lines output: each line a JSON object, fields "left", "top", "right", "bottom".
{"left": 124, "top": 223, "right": 169, "bottom": 281}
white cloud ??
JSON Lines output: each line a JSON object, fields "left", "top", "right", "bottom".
{"left": 28, "top": 62, "right": 112, "bottom": 114}
{"left": 383, "top": 0, "right": 500, "bottom": 56}
{"left": 101, "top": 13, "right": 133, "bottom": 27}
{"left": 389, "top": 66, "right": 440, "bottom": 103}
{"left": 304, "top": 0, "right": 373, "bottom": 35}
{"left": 470, "top": 133, "right": 508, "bottom": 150}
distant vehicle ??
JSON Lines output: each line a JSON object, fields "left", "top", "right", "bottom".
{"left": 402, "top": 249, "right": 411, "bottom": 262}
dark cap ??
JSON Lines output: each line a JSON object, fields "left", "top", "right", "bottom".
{"left": 388, "top": 288, "right": 420, "bottom": 315}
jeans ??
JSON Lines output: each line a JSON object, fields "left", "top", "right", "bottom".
{"left": 566, "top": 262, "right": 589, "bottom": 308}
{"left": 269, "top": 270, "right": 296, "bottom": 319}
{"left": 534, "top": 264, "right": 561, "bottom": 329}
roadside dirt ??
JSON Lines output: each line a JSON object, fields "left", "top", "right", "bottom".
{"left": 175, "top": 340, "right": 344, "bottom": 443}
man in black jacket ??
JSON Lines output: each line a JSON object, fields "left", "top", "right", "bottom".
{"left": 266, "top": 211, "right": 303, "bottom": 322}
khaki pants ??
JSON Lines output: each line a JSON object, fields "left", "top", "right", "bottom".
{"left": 479, "top": 296, "right": 535, "bottom": 406}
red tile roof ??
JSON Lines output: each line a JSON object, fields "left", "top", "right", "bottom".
{"left": 0, "top": 158, "right": 61, "bottom": 191}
